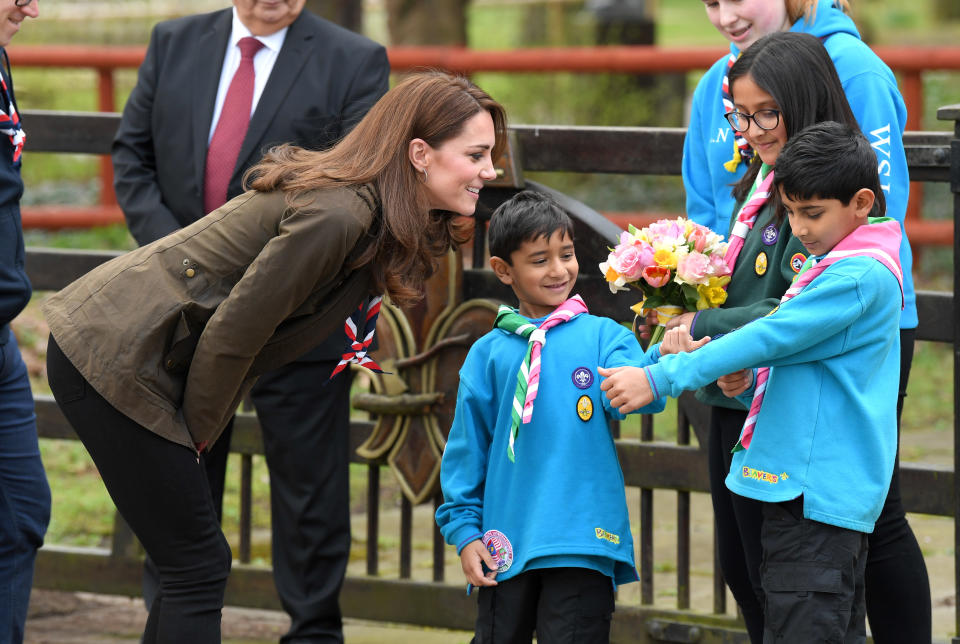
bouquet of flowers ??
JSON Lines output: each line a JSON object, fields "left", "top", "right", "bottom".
{"left": 599, "top": 217, "right": 733, "bottom": 344}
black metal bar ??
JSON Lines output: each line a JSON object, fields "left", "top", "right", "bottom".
{"left": 640, "top": 413, "right": 654, "bottom": 605}
{"left": 676, "top": 404, "right": 691, "bottom": 611}
{"left": 239, "top": 454, "right": 252, "bottom": 564}
{"left": 433, "top": 493, "right": 444, "bottom": 582}
{"left": 400, "top": 497, "right": 413, "bottom": 579}
{"left": 366, "top": 464, "right": 379, "bottom": 576}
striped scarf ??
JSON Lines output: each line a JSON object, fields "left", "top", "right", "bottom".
{"left": 733, "top": 223, "right": 904, "bottom": 452}
{"left": 328, "top": 295, "right": 385, "bottom": 379}
{"left": 494, "top": 295, "right": 588, "bottom": 462}
{"left": 722, "top": 163, "right": 774, "bottom": 272}
{"left": 0, "top": 74, "right": 24, "bottom": 164}
{"left": 721, "top": 52, "right": 752, "bottom": 173}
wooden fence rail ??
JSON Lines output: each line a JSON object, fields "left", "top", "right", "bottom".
{"left": 24, "top": 106, "right": 960, "bottom": 643}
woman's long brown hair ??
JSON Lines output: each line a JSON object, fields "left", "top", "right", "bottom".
{"left": 246, "top": 71, "right": 508, "bottom": 308}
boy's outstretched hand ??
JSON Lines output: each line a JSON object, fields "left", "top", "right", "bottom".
{"left": 460, "top": 539, "right": 499, "bottom": 588}
{"left": 599, "top": 366, "right": 653, "bottom": 414}
{"left": 660, "top": 324, "right": 710, "bottom": 356}
{"left": 717, "top": 369, "right": 753, "bottom": 398}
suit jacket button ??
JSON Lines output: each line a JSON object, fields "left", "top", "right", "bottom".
{"left": 185, "top": 268, "right": 196, "bottom": 278}
{"left": 166, "top": 359, "right": 175, "bottom": 368}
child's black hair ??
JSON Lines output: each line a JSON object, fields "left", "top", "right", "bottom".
{"left": 774, "top": 121, "right": 886, "bottom": 217}
{"left": 487, "top": 190, "right": 575, "bottom": 264}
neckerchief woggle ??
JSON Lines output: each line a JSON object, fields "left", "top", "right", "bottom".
{"left": 733, "top": 219, "right": 904, "bottom": 452}
{"left": 328, "top": 295, "right": 387, "bottom": 380}
{"left": 494, "top": 294, "right": 588, "bottom": 462}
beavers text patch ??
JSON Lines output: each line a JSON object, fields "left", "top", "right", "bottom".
{"left": 595, "top": 528, "right": 620, "bottom": 544}
{"left": 742, "top": 466, "right": 779, "bottom": 484}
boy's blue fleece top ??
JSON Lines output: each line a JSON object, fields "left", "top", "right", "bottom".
{"left": 681, "top": 0, "right": 916, "bottom": 328}
{"left": 436, "top": 313, "right": 665, "bottom": 586}
{"left": 642, "top": 220, "right": 902, "bottom": 533}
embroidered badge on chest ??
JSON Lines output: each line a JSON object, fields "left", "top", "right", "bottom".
{"left": 572, "top": 366, "right": 593, "bottom": 389}
{"left": 754, "top": 251, "right": 768, "bottom": 276}
{"left": 577, "top": 395, "right": 593, "bottom": 421}
{"left": 482, "top": 529, "right": 514, "bottom": 573}
{"left": 790, "top": 253, "right": 807, "bottom": 273}
{"left": 761, "top": 224, "right": 778, "bottom": 245}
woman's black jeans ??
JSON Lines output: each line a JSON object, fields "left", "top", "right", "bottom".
{"left": 46, "top": 334, "right": 231, "bottom": 644}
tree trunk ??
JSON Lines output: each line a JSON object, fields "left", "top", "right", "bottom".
{"left": 304, "top": 0, "right": 363, "bottom": 33}
{"left": 385, "top": 0, "right": 469, "bottom": 46}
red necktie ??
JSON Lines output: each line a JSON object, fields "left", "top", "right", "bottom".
{"left": 203, "top": 36, "right": 264, "bottom": 214}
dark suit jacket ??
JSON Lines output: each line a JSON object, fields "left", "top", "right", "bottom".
{"left": 112, "top": 8, "right": 389, "bottom": 359}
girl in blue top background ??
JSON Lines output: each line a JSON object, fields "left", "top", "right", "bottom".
{"left": 680, "top": 7, "right": 930, "bottom": 640}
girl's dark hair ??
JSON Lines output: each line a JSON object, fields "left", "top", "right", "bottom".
{"left": 729, "top": 32, "right": 858, "bottom": 208}
{"left": 488, "top": 191, "right": 574, "bottom": 264}
{"left": 246, "top": 71, "right": 508, "bottom": 307}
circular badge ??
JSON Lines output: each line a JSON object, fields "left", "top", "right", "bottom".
{"left": 572, "top": 366, "right": 594, "bottom": 389}
{"left": 790, "top": 253, "right": 807, "bottom": 273}
{"left": 761, "top": 224, "right": 779, "bottom": 246}
{"left": 754, "top": 251, "right": 768, "bottom": 276}
{"left": 482, "top": 529, "right": 514, "bottom": 573}
{"left": 577, "top": 395, "right": 593, "bottom": 421}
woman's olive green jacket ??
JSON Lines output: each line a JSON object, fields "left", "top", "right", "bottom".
{"left": 42, "top": 184, "right": 378, "bottom": 450}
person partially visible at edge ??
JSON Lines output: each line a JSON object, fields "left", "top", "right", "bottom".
{"left": 42, "top": 71, "right": 506, "bottom": 644}
{"left": 110, "top": 2, "right": 390, "bottom": 639}
{"left": 605, "top": 120, "right": 904, "bottom": 644}
{"left": 679, "top": 3, "right": 928, "bottom": 641}
{"left": 436, "top": 191, "right": 707, "bottom": 644}
{"left": 0, "top": 1, "right": 50, "bottom": 643}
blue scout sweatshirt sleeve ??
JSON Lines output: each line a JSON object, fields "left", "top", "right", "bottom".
{"left": 436, "top": 372, "right": 494, "bottom": 554}
{"left": 644, "top": 260, "right": 888, "bottom": 398}
{"left": 599, "top": 322, "right": 666, "bottom": 418}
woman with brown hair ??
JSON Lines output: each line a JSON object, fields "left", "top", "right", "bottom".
{"left": 42, "top": 70, "right": 506, "bottom": 644}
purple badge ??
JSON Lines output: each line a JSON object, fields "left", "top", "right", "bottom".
{"left": 482, "top": 529, "right": 514, "bottom": 573}
{"left": 761, "top": 224, "right": 779, "bottom": 245}
{"left": 572, "top": 367, "right": 594, "bottom": 389}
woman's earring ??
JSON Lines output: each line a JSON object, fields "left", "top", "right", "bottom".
{"left": 421, "top": 168, "right": 428, "bottom": 183}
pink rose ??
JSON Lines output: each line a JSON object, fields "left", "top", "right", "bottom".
{"left": 677, "top": 251, "right": 710, "bottom": 284}
{"left": 611, "top": 245, "right": 644, "bottom": 281}
{"left": 647, "top": 220, "right": 681, "bottom": 241}
{"left": 708, "top": 252, "right": 732, "bottom": 277}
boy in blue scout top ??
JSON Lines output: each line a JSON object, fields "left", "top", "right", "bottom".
{"left": 435, "top": 191, "right": 706, "bottom": 643}
{"left": 601, "top": 122, "right": 903, "bottom": 643}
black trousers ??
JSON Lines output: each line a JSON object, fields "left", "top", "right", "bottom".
{"left": 760, "top": 498, "right": 868, "bottom": 644}
{"left": 473, "top": 567, "right": 615, "bottom": 644}
{"left": 708, "top": 328, "right": 931, "bottom": 644}
{"left": 144, "top": 357, "right": 353, "bottom": 644}
{"left": 47, "top": 335, "right": 231, "bottom": 644}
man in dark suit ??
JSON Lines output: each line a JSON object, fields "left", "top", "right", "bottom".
{"left": 111, "top": 2, "right": 389, "bottom": 641}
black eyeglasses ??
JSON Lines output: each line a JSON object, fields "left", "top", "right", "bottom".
{"left": 724, "top": 109, "right": 781, "bottom": 133}
{"left": 14, "top": 0, "right": 35, "bottom": 6}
